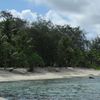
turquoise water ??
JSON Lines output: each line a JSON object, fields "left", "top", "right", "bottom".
{"left": 0, "top": 77, "right": 100, "bottom": 100}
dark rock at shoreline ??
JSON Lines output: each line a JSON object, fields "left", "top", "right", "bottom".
{"left": 89, "top": 76, "right": 95, "bottom": 79}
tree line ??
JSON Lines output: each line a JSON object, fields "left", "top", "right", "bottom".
{"left": 0, "top": 11, "right": 100, "bottom": 72}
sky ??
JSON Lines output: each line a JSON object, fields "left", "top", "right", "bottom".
{"left": 0, "top": 0, "right": 100, "bottom": 39}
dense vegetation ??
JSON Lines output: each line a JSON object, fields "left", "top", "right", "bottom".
{"left": 0, "top": 11, "right": 100, "bottom": 72}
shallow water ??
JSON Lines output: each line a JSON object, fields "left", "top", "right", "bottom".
{"left": 0, "top": 77, "right": 100, "bottom": 100}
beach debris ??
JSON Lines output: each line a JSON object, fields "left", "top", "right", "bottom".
{"left": 9, "top": 68, "right": 14, "bottom": 72}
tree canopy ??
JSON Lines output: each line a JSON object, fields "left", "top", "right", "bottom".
{"left": 0, "top": 11, "right": 100, "bottom": 71}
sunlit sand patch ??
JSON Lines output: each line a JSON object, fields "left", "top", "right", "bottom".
{"left": 0, "top": 97, "right": 6, "bottom": 100}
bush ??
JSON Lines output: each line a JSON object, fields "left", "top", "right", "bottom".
{"left": 28, "top": 53, "right": 45, "bottom": 72}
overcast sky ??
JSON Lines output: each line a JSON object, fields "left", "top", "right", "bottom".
{"left": 0, "top": 0, "right": 100, "bottom": 39}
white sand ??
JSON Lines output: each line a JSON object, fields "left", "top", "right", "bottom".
{"left": 0, "top": 97, "right": 6, "bottom": 100}
{"left": 0, "top": 67, "right": 100, "bottom": 82}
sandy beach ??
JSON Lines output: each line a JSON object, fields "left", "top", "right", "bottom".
{"left": 0, "top": 67, "right": 100, "bottom": 82}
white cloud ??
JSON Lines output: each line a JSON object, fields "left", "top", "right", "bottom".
{"left": 9, "top": 9, "right": 73, "bottom": 26}
{"left": 26, "top": 0, "right": 91, "bottom": 13}
{"left": 9, "top": 9, "right": 37, "bottom": 22}
{"left": 45, "top": 10, "right": 68, "bottom": 25}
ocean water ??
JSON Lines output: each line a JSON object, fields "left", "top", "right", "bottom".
{"left": 0, "top": 77, "right": 100, "bottom": 100}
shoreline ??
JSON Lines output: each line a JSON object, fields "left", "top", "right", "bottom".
{"left": 0, "top": 67, "right": 100, "bottom": 82}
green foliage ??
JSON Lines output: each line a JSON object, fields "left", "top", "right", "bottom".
{"left": 31, "top": 53, "right": 44, "bottom": 66}
{"left": 94, "top": 66, "right": 100, "bottom": 70}
{"left": 0, "top": 11, "right": 100, "bottom": 70}
{"left": 27, "top": 53, "right": 44, "bottom": 72}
